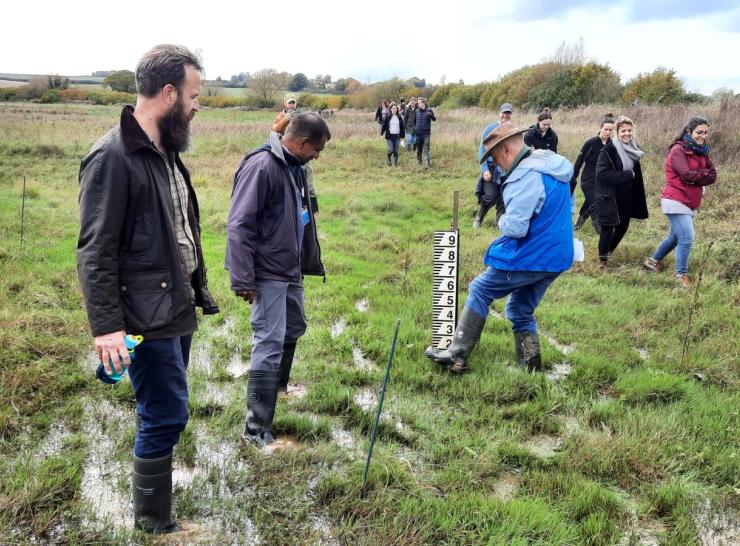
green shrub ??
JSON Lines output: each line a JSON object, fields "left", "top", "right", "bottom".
{"left": 39, "top": 90, "right": 60, "bottom": 104}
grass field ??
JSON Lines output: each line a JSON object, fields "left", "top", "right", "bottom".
{"left": 0, "top": 102, "right": 737, "bottom": 545}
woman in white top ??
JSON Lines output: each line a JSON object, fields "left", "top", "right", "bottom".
{"left": 380, "top": 104, "right": 406, "bottom": 166}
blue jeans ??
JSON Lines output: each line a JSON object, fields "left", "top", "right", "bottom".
{"left": 128, "top": 335, "right": 192, "bottom": 458}
{"left": 652, "top": 213, "right": 694, "bottom": 275}
{"left": 385, "top": 136, "right": 401, "bottom": 156}
{"left": 465, "top": 268, "right": 561, "bottom": 333}
{"left": 249, "top": 279, "right": 307, "bottom": 372}
{"left": 406, "top": 133, "right": 416, "bottom": 150}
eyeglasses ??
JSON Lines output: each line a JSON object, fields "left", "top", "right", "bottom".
{"left": 694, "top": 130, "right": 709, "bottom": 136}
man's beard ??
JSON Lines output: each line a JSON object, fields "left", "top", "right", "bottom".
{"left": 158, "top": 99, "right": 191, "bottom": 153}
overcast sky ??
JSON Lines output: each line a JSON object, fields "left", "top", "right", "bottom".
{"left": 4, "top": 0, "right": 739, "bottom": 94}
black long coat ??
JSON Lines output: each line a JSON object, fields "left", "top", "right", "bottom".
{"left": 594, "top": 139, "right": 649, "bottom": 226}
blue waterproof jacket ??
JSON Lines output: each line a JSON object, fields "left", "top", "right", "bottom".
{"left": 485, "top": 149, "right": 574, "bottom": 272}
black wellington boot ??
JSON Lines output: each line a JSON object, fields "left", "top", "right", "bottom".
{"left": 243, "top": 370, "right": 280, "bottom": 448}
{"left": 513, "top": 332, "right": 542, "bottom": 372}
{"left": 386, "top": 153, "right": 392, "bottom": 166}
{"left": 425, "top": 307, "right": 486, "bottom": 373}
{"left": 133, "top": 454, "right": 176, "bottom": 534}
{"left": 277, "top": 341, "right": 297, "bottom": 393}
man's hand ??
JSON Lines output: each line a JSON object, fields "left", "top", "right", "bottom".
{"left": 235, "top": 290, "right": 256, "bottom": 304}
{"left": 95, "top": 330, "right": 130, "bottom": 375}
{"left": 483, "top": 171, "right": 493, "bottom": 182}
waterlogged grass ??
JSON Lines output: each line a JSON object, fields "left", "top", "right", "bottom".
{"left": 0, "top": 103, "right": 738, "bottom": 544}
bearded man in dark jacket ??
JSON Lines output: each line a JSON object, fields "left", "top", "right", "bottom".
{"left": 226, "top": 113, "right": 329, "bottom": 452}
{"left": 77, "top": 45, "right": 219, "bottom": 534}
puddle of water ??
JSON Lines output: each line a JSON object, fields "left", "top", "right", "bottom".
{"left": 35, "top": 423, "right": 71, "bottom": 462}
{"left": 173, "top": 424, "right": 246, "bottom": 490}
{"left": 331, "top": 318, "right": 346, "bottom": 339}
{"left": 80, "top": 400, "right": 134, "bottom": 529}
{"left": 263, "top": 435, "right": 301, "bottom": 456}
{"left": 355, "top": 299, "right": 369, "bottom": 313}
{"left": 354, "top": 388, "right": 378, "bottom": 413}
{"left": 280, "top": 384, "right": 308, "bottom": 400}
{"left": 226, "top": 351, "right": 250, "bottom": 379}
{"left": 311, "top": 513, "right": 341, "bottom": 546}
{"left": 560, "top": 416, "right": 581, "bottom": 436}
{"left": 635, "top": 347, "right": 650, "bottom": 361}
{"left": 214, "top": 316, "right": 237, "bottom": 338}
{"left": 190, "top": 339, "right": 213, "bottom": 375}
{"left": 546, "top": 362, "right": 572, "bottom": 381}
{"left": 492, "top": 471, "right": 521, "bottom": 501}
{"left": 542, "top": 333, "right": 575, "bottom": 356}
{"left": 694, "top": 498, "right": 740, "bottom": 546}
{"left": 331, "top": 425, "right": 357, "bottom": 450}
{"left": 352, "top": 346, "right": 374, "bottom": 371}
{"left": 524, "top": 434, "right": 564, "bottom": 458}
{"left": 618, "top": 520, "right": 667, "bottom": 546}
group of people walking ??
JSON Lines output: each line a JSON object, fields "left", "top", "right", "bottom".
{"left": 476, "top": 104, "right": 716, "bottom": 285}
{"left": 376, "top": 97, "right": 435, "bottom": 169}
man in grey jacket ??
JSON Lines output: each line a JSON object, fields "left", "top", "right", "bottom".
{"left": 226, "top": 113, "right": 330, "bottom": 451}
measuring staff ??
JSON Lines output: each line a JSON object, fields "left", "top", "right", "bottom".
{"left": 425, "top": 123, "right": 574, "bottom": 373}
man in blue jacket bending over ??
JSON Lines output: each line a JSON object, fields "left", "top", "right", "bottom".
{"left": 226, "top": 113, "right": 330, "bottom": 450}
{"left": 426, "top": 123, "right": 573, "bottom": 373}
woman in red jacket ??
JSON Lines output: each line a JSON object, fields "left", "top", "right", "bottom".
{"left": 643, "top": 116, "right": 717, "bottom": 287}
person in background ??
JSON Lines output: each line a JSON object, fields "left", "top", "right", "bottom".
{"left": 525, "top": 108, "right": 558, "bottom": 152}
{"left": 594, "top": 115, "right": 648, "bottom": 269}
{"left": 77, "top": 44, "right": 219, "bottom": 534}
{"left": 425, "top": 123, "right": 573, "bottom": 374}
{"left": 380, "top": 103, "right": 405, "bottom": 166}
{"left": 403, "top": 97, "right": 418, "bottom": 152}
{"left": 272, "top": 93, "right": 299, "bottom": 134}
{"left": 571, "top": 114, "right": 615, "bottom": 232}
{"left": 273, "top": 93, "right": 319, "bottom": 214}
{"left": 375, "top": 99, "right": 389, "bottom": 125}
{"left": 226, "top": 113, "right": 329, "bottom": 452}
{"left": 473, "top": 102, "right": 513, "bottom": 229}
{"left": 643, "top": 116, "right": 716, "bottom": 288}
{"left": 414, "top": 97, "right": 436, "bottom": 169}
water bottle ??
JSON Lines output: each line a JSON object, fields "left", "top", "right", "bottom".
{"left": 95, "top": 334, "right": 143, "bottom": 384}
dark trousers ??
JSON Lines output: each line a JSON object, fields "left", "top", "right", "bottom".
{"left": 128, "top": 335, "right": 192, "bottom": 459}
{"left": 416, "top": 134, "right": 431, "bottom": 167}
{"left": 598, "top": 200, "right": 632, "bottom": 260}
{"left": 578, "top": 185, "right": 596, "bottom": 219}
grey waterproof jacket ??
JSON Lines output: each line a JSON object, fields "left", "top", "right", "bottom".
{"left": 225, "top": 132, "right": 324, "bottom": 292}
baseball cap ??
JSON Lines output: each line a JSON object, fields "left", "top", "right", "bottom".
{"left": 499, "top": 103, "right": 513, "bottom": 113}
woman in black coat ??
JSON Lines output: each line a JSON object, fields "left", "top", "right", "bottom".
{"left": 380, "top": 103, "right": 405, "bottom": 166}
{"left": 524, "top": 109, "right": 558, "bottom": 152}
{"left": 594, "top": 115, "right": 649, "bottom": 268}
{"left": 571, "top": 114, "right": 615, "bottom": 232}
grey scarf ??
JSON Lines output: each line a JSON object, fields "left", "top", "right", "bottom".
{"left": 612, "top": 135, "right": 645, "bottom": 171}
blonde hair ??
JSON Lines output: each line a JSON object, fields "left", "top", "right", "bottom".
{"left": 615, "top": 115, "right": 634, "bottom": 131}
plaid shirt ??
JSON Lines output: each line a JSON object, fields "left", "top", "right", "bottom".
{"left": 163, "top": 152, "right": 198, "bottom": 275}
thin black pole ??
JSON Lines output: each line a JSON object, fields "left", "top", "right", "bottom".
{"left": 363, "top": 318, "right": 401, "bottom": 486}
{"left": 20, "top": 176, "right": 26, "bottom": 247}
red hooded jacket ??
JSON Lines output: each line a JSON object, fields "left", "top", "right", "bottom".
{"left": 662, "top": 140, "right": 716, "bottom": 210}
